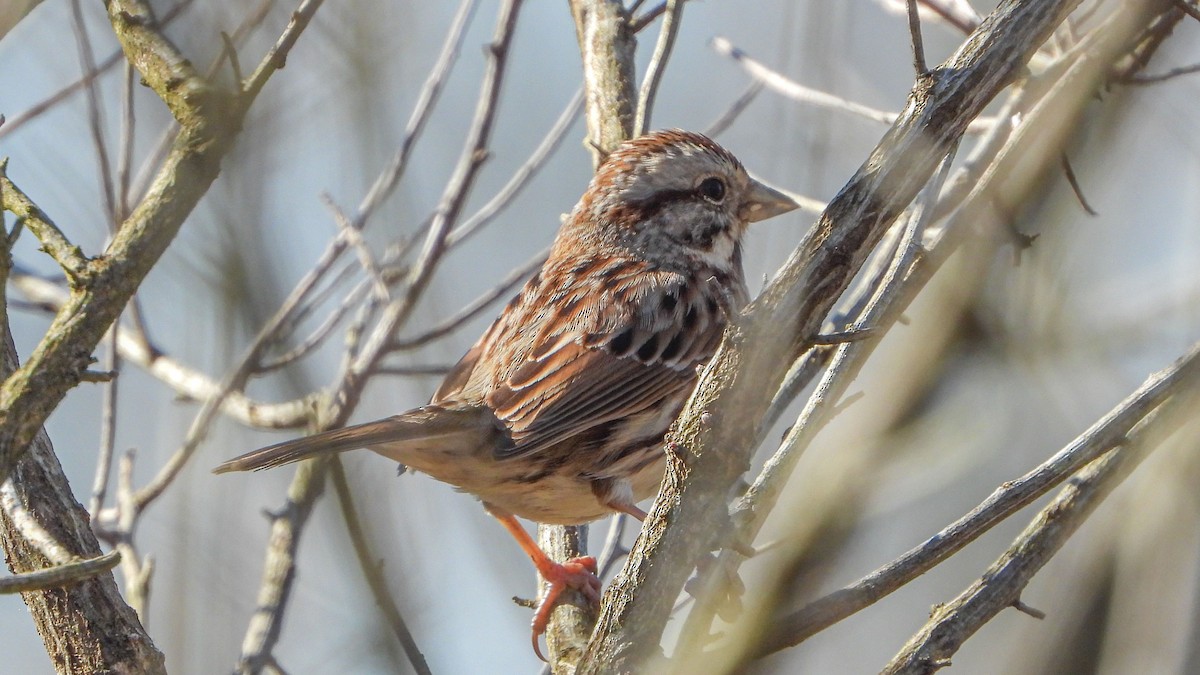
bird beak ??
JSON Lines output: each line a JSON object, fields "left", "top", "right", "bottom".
{"left": 740, "top": 178, "right": 799, "bottom": 223}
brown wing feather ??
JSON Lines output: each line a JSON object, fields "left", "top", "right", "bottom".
{"left": 488, "top": 345, "right": 694, "bottom": 457}
{"left": 437, "top": 255, "right": 732, "bottom": 461}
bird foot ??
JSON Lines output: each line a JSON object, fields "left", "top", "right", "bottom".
{"left": 531, "top": 555, "right": 601, "bottom": 662}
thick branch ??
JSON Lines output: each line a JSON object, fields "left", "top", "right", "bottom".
{"left": 0, "top": 0, "right": 314, "bottom": 484}
{"left": 568, "top": 0, "right": 636, "bottom": 157}
{"left": 541, "top": 2, "right": 640, "bottom": 669}
{"left": 579, "top": 1, "right": 1085, "bottom": 670}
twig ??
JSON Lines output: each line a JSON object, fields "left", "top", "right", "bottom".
{"left": 711, "top": 37, "right": 995, "bottom": 135}
{"left": 334, "top": 0, "right": 525, "bottom": 412}
{"left": 329, "top": 459, "right": 431, "bottom": 675}
{"left": 579, "top": 2, "right": 1092, "bottom": 670}
{"left": 1172, "top": 0, "right": 1200, "bottom": 22}
{"left": 0, "top": 551, "right": 121, "bottom": 594}
{"left": 0, "top": 0, "right": 196, "bottom": 141}
{"left": 595, "top": 515, "right": 630, "bottom": 580}
{"left": 375, "top": 364, "right": 452, "bottom": 377}
{"left": 882, "top": 380, "right": 1200, "bottom": 673}
{"left": 0, "top": 163, "right": 90, "bottom": 282}
{"left": 704, "top": 81, "right": 764, "bottom": 138}
{"left": 391, "top": 247, "right": 548, "bottom": 351}
{"left": 761, "top": 340, "right": 1200, "bottom": 655}
{"left": 906, "top": 0, "right": 929, "bottom": 75}
{"left": 254, "top": 277, "right": 369, "bottom": 374}
{"left": 1060, "top": 153, "right": 1098, "bottom": 216}
{"left": 322, "top": 193, "right": 390, "bottom": 301}
{"left": 634, "top": 0, "right": 683, "bottom": 135}
{"left": 870, "top": 0, "right": 981, "bottom": 35}
{"left": 1124, "top": 61, "right": 1200, "bottom": 84}
{"left": 89, "top": 324, "right": 120, "bottom": 523}
{"left": 354, "top": 0, "right": 480, "bottom": 227}
{"left": 446, "top": 88, "right": 583, "bottom": 247}
{"left": 69, "top": 0, "right": 118, "bottom": 222}
{"left": 8, "top": 272, "right": 310, "bottom": 429}
{"left": 241, "top": 0, "right": 326, "bottom": 102}
{"left": 629, "top": 0, "right": 691, "bottom": 33}
{"left": 235, "top": 459, "right": 329, "bottom": 673}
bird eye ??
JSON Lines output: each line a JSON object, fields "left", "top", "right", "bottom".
{"left": 697, "top": 177, "right": 726, "bottom": 203}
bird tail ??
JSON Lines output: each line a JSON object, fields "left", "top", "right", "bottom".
{"left": 212, "top": 405, "right": 490, "bottom": 474}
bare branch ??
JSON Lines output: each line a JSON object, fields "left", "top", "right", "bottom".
{"left": 354, "top": 0, "right": 480, "bottom": 227}
{"left": 446, "top": 88, "right": 584, "bottom": 247}
{"left": 235, "top": 459, "right": 328, "bottom": 673}
{"left": 569, "top": 0, "right": 636, "bottom": 159}
{"left": 390, "top": 247, "right": 548, "bottom": 351}
{"left": 906, "top": 0, "right": 929, "bottom": 75}
{"left": 329, "top": 459, "right": 431, "bottom": 675}
{"left": 763, "top": 339, "right": 1200, "bottom": 656}
{"left": 882, "top": 370, "right": 1200, "bottom": 673}
{"left": 240, "top": 0, "right": 326, "bottom": 102}
{"left": 0, "top": 165, "right": 90, "bottom": 281}
{"left": 704, "top": 81, "right": 764, "bottom": 138}
{"left": 0, "top": 0, "right": 195, "bottom": 141}
{"left": 0, "top": 551, "right": 121, "bottom": 595}
{"left": 69, "top": 0, "right": 118, "bottom": 222}
{"left": 6, "top": 273, "right": 310, "bottom": 429}
{"left": 580, "top": 1, "right": 1096, "bottom": 669}
{"left": 634, "top": 0, "right": 683, "bottom": 135}
{"left": 711, "top": 37, "right": 996, "bottom": 134}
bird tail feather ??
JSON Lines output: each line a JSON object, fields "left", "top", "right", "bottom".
{"left": 212, "top": 405, "right": 488, "bottom": 474}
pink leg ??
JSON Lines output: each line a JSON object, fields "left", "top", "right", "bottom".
{"left": 487, "top": 506, "right": 602, "bottom": 661}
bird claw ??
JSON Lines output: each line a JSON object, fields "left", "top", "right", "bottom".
{"left": 531, "top": 555, "right": 601, "bottom": 662}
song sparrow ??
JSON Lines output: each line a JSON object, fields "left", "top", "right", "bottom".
{"left": 215, "top": 129, "right": 797, "bottom": 657}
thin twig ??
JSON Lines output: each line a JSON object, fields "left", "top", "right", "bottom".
{"left": 711, "top": 37, "right": 995, "bottom": 135}
{"left": 906, "top": 0, "right": 929, "bottom": 75}
{"left": 241, "top": 0, "right": 326, "bottom": 102}
{"left": 1060, "top": 153, "right": 1098, "bottom": 216}
{"left": 336, "top": 0, "right": 525, "bottom": 406}
{"left": 883, "top": 383, "right": 1200, "bottom": 673}
{"left": 634, "top": 0, "right": 683, "bottom": 135}
{"left": 69, "top": 0, "right": 117, "bottom": 222}
{"left": 1124, "top": 61, "right": 1200, "bottom": 84}
{"left": 704, "top": 81, "right": 764, "bottom": 138}
{"left": 235, "top": 459, "right": 329, "bottom": 673}
{"left": 0, "top": 0, "right": 196, "bottom": 142}
{"left": 322, "top": 194, "right": 390, "bottom": 301}
{"left": 1171, "top": 0, "right": 1200, "bottom": 22}
{"left": 0, "top": 551, "right": 121, "bottom": 595}
{"left": 8, "top": 272, "right": 310, "bottom": 429}
{"left": 446, "top": 88, "right": 584, "bottom": 247}
{"left": 0, "top": 163, "right": 89, "bottom": 282}
{"left": 391, "top": 247, "right": 548, "bottom": 351}
{"left": 354, "top": 0, "right": 480, "bottom": 228}
{"left": 255, "top": 278, "right": 370, "bottom": 374}
{"left": 595, "top": 515, "right": 630, "bottom": 580}
{"left": 329, "top": 459, "right": 431, "bottom": 675}
{"left": 761, "top": 340, "right": 1200, "bottom": 654}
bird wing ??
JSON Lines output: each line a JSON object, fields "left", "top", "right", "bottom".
{"left": 477, "top": 264, "right": 729, "bottom": 460}
{"left": 486, "top": 343, "right": 691, "bottom": 458}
